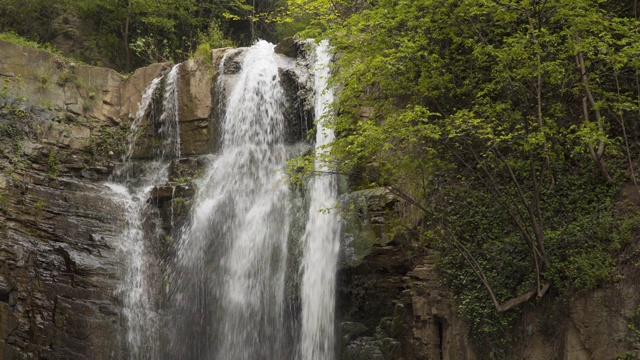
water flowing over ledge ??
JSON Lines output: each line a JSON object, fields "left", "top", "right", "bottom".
{"left": 107, "top": 64, "right": 181, "bottom": 359}
{"left": 300, "top": 41, "right": 341, "bottom": 360}
{"left": 109, "top": 40, "right": 341, "bottom": 359}
{"left": 171, "top": 40, "right": 291, "bottom": 359}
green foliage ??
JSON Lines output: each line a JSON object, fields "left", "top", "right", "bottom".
{"left": 1, "top": 76, "right": 22, "bottom": 98}
{"left": 287, "top": 0, "right": 640, "bottom": 355}
{"left": 0, "top": 189, "right": 7, "bottom": 210}
{"left": 192, "top": 21, "right": 235, "bottom": 65}
{"left": 0, "top": 31, "right": 60, "bottom": 54}
{"left": 273, "top": 13, "right": 312, "bottom": 40}
{"left": 71, "top": 0, "right": 258, "bottom": 70}
{"left": 4, "top": 105, "right": 26, "bottom": 118}
{"left": 173, "top": 196, "right": 186, "bottom": 212}
{"left": 616, "top": 352, "right": 640, "bottom": 360}
{"left": 199, "top": 20, "right": 235, "bottom": 50}
{"left": 35, "top": 69, "right": 51, "bottom": 89}
{"left": 627, "top": 306, "right": 640, "bottom": 339}
{"left": 56, "top": 69, "right": 75, "bottom": 87}
{"left": 0, "top": 0, "right": 265, "bottom": 72}
{"left": 0, "top": 0, "right": 62, "bottom": 41}
{"left": 86, "top": 126, "right": 129, "bottom": 158}
{"left": 0, "top": 124, "right": 28, "bottom": 169}
{"left": 47, "top": 150, "right": 59, "bottom": 176}
{"left": 193, "top": 43, "right": 213, "bottom": 64}
{"left": 0, "top": 123, "right": 22, "bottom": 139}
{"left": 33, "top": 199, "right": 46, "bottom": 210}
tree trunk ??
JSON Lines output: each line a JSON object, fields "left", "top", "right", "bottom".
{"left": 124, "top": 0, "right": 131, "bottom": 73}
{"left": 576, "top": 52, "right": 613, "bottom": 183}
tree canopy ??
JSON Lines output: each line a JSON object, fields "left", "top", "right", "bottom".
{"left": 289, "top": 0, "right": 640, "bottom": 354}
{"left": 0, "top": 0, "right": 292, "bottom": 71}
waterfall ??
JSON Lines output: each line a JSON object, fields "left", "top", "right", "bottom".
{"left": 106, "top": 180, "right": 165, "bottom": 359}
{"left": 158, "top": 65, "right": 181, "bottom": 159}
{"left": 106, "top": 64, "right": 181, "bottom": 359}
{"left": 172, "top": 40, "right": 291, "bottom": 359}
{"left": 117, "top": 75, "right": 163, "bottom": 179}
{"left": 300, "top": 41, "right": 341, "bottom": 360}
{"left": 111, "top": 39, "right": 341, "bottom": 360}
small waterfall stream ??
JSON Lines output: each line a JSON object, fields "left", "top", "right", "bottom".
{"left": 300, "top": 41, "right": 340, "bottom": 360}
{"left": 158, "top": 65, "right": 181, "bottom": 159}
{"left": 105, "top": 64, "right": 181, "bottom": 360}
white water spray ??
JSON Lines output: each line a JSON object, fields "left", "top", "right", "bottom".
{"left": 158, "top": 65, "right": 181, "bottom": 159}
{"left": 300, "top": 41, "right": 341, "bottom": 360}
{"left": 174, "top": 40, "right": 291, "bottom": 359}
{"left": 107, "top": 64, "right": 181, "bottom": 359}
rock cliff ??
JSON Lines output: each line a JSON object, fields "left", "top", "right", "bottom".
{"left": 0, "top": 38, "right": 315, "bottom": 359}
{"left": 337, "top": 188, "right": 640, "bottom": 359}
{"left": 0, "top": 40, "right": 129, "bottom": 359}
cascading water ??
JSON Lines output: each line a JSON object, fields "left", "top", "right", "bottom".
{"left": 171, "top": 40, "right": 291, "bottom": 359}
{"left": 158, "top": 65, "right": 181, "bottom": 159}
{"left": 110, "top": 39, "right": 341, "bottom": 360}
{"left": 107, "top": 181, "right": 164, "bottom": 359}
{"left": 299, "top": 41, "right": 341, "bottom": 360}
{"left": 106, "top": 64, "right": 181, "bottom": 359}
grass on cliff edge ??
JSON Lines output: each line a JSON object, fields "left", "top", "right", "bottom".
{"left": 0, "top": 31, "right": 63, "bottom": 57}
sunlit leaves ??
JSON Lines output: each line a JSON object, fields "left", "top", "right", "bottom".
{"left": 287, "top": 0, "right": 640, "bottom": 353}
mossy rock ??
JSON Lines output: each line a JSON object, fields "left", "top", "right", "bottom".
{"left": 274, "top": 37, "right": 301, "bottom": 58}
{"left": 340, "top": 188, "right": 399, "bottom": 267}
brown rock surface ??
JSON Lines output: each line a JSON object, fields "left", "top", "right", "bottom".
{"left": 0, "top": 168, "right": 125, "bottom": 359}
{"left": 118, "top": 62, "right": 171, "bottom": 122}
{"left": 178, "top": 58, "right": 217, "bottom": 155}
{"left": 0, "top": 40, "right": 123, "bottom": 125}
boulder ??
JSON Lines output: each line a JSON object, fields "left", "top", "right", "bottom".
{"left": 275, "top": 37, "right": 304, "bottom": 58}
{"left": 118, "top": 62, "right": 171, "bottom": 121}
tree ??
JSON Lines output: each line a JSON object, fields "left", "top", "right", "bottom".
{"left": 0, "top": 0, "right": 63, "bottom": 42}
{"left": 291, "top": 0, "right": 640, "bottom": 352}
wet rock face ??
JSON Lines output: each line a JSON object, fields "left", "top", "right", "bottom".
{"left": 337, "top": 188, "right": 475, "bottom": 360}
{"left": 0, "top": 107, "right": 127, "bottom": 358}
{"left": 0, "top": 40, "right": 131, "bottom": 359}
{"left": 0, "top": 95, "right": 122, "bottom": 180}
{"left": 279, "top": 67, "right": 314, "bottom": 144}
{"left": 0, "top": 37, "right": 321, "bottom": 359}
{"left": 0, "top": 169, "right": 125, "bottom": 360}
{"left": 274, "top": 37, "right": 304, "bottom": 59}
